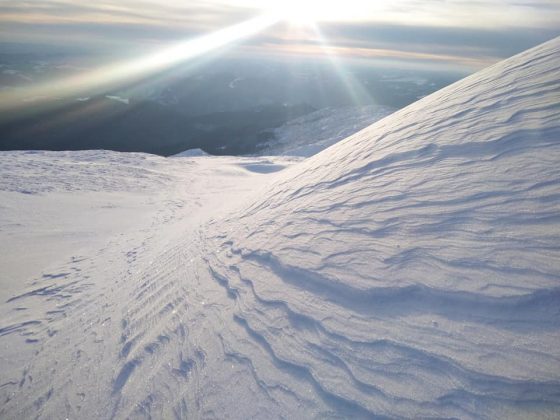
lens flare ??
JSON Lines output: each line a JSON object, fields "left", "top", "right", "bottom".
{"left": 0, "top": 13, "right": 280, "bottom": 111}
{"left": 270, "top": 0, "right": 320, "bottom": 26}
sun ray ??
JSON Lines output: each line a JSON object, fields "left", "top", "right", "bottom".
{"left": 305, "top": 24, "right": 373, "bottom": 106}
{"left": 0, "top": 13, "right": 280, "bottom": 111}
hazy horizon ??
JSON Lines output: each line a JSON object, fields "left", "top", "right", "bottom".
{"left": 1, "top": 0, "right": 559, "bottom": 72}
{"left": 1, "top": 1, "right": 559, "bottom": 157}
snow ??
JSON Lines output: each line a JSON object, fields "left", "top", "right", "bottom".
{"left": 105, "top": 95, "right": 130, "bottom": 105}
{"left": 172, "top": 148, "right": 209, "bottom": 157}
{"left": 229, "top": 77, "right": 244, "bottom": 89}
{"left": 259, "top": 105, "right": 394, "bottom": 157}
{"left": 1, "top": 37, "right": 560, "bottom": 419}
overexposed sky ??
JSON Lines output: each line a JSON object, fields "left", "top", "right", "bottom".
{"left": 0, "top": 0, "right": 559, "bottom": 70}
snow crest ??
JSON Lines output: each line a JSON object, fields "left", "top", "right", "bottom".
{"left": 204, "top": 38, "right": 560, "bottom": 418}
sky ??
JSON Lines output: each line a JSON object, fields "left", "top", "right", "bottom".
{"left": 0, "top": 0, "right": 559, "bottom": 71}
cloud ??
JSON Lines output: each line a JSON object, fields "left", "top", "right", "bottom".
{"left": 0, "top": 0, "right": 254, "bottom": 31}
{"left": 315, "top": 22, "right": 560, "bottom": 60}
{"left": 0, "top": 0, "right": 257, "bottom": 51}
{"left": 0, "top": 0, "right": 559, "bottom": 71}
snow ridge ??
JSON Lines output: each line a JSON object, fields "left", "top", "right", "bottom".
{"left": 204, "top": 38, "right": 560, "bottom": 418}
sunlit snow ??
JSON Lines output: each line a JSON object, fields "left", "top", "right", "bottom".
{"left": 1, "top": 38, "right": 559, "bottom": 419}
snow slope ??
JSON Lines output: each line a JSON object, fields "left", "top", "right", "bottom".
{"left": 259, "top": 105, "right": 394, "bottom": 157}
{"left": 1, "top": 38, "right": 560, "bottom": 419}
{"left": 0, "top": 151, "right": 297, "bottom": 418}
{"left": 204, "top": 38, "right": 560, "bottom": 418}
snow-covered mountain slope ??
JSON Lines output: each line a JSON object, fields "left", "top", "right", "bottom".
{"left": 1, "top": 38, "right": 559, "bottom": 419}
{"left": 258, "top": 105, "right": 394, "bottom": 157}
{"left": 203, "top": 37, "right": 560, "bottom": 418}
{"left": 0, "top": 151, "right": 297, "bottom": 418}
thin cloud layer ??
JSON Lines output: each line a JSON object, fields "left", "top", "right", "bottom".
{"left": 0, "top": 0, "right": 559, "bottom": 70}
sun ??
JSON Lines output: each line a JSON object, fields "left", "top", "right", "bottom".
{"left": 264, "top": 0, "right": 372, "bottom": 26}
{"left": 269, "top": 0, "right": 322, "bottom": 26}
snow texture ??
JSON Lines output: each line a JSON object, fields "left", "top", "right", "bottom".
{"left": 1, "top": 38, "right": 559, "bottom": 419}
{"left": 172, "top": 148, "right": 209, "bottom": 158}
{"left": 259, "top": 105, "right": 394, "bottom": 157}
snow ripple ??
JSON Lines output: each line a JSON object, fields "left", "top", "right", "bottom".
{"left": 204, "top": 38, "right": 560, "bottom": 418}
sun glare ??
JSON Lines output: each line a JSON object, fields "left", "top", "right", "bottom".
{"left": 0, "top": 14, "right": 280, "bottom": 110}
{"left": 264, "top": 0, "right": 376, "bottom": 25}
{"left": 0, "top": 0, "right": 379, "bottom": 111}
{"left": 271, "top": 0, "right": 320, "bottom": 26}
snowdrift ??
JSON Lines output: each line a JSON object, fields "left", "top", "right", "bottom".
{"left": 204, "top": 38, "right": 560, "bottom": 418}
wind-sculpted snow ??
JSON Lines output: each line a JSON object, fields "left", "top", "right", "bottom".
{"left": 203, "top": 38, "right": 560, "bottom": 418}
{"left": 0, "top": 150, "right": 179, "bottom": 194}
{"left": 1, "top": 39, "right": 559, "bottom": 419}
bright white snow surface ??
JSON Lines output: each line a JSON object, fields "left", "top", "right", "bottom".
{"left": 1, "top": 38, "right": 560, "bottom": 419}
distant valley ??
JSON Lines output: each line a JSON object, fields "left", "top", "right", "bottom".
{"left": 0, "top": 54, "right": 464, "bottom": 156}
